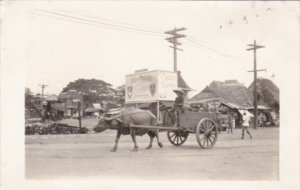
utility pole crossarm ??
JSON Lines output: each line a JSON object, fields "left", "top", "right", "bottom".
{"left": 39, "top": 84, "right": 48, "bottom": 98}
{"left": 246, "top": 47, "right": 265, "bottom": 51}
{"left": 247, "top": 44, "right": 265, "bottom": 48}
{"left": 165, "top": 27, "right": 186, "bottom": 34}
{"left": 166, "top": 40, "right": 182, "bottom": 45}
{"left": 248, "top": 69, "right": 267, "bottom": 72}
{"left": 165, "top": 27, "right": 186, "bottom": 72}
{"left": 169, "top": 46, "right": 184, "bottom": 51}
{"left": 165, "top": 35, "right": 186, "bottom": 40}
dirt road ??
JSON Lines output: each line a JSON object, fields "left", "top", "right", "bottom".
{"left": 25, "top": 127, "right": 279, "bottom": 180}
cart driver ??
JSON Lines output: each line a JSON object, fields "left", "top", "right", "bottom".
{"left": 173, "top": 89, "right": 185, "bottom": 127}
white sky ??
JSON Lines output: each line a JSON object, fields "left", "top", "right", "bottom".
{"left": 1, "top": 2, "right": 300, "bottom": 189}
{"left": 1, "top": 1, "right": 299, "bottom": 96}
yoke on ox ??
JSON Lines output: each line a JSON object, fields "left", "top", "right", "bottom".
{"left": 94, "top": 108, "right": 163, "bottom": 152}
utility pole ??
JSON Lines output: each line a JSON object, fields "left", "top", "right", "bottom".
{"left": 165, "top": 27, "right": 186, "bottom": 72}
{"left": 78, "top": 101, "right": 82, "bottom": 129}
{"left": 39, "top": 84, "right": 48, "bottom": 98}
{"left": 246, "top": 40, "right": 266, "bottom": 129}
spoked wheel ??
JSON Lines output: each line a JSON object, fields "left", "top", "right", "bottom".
{"left": 167, "top": 130, "right": 189, "bottom": 146}
{"left": 196, "top": 118, "right": 218, "bottom": 149}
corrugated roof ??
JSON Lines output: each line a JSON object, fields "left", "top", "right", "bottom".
{"left": 188, "top": 98, "right": 223, "bottom": 105}
{"left": 257, "top": 105, "right": 271, "bottom": 110}
{"left": 85, "top": 107, "right": 103, "bottom": 112}
{"left": 45, "top": 94, "right": 58, "bottom": 101}
{"left": 220, "top": 102, "right": 253, "bottom": 110}
{"left": 58, "top": 90, "right": 83, "bottom": 100}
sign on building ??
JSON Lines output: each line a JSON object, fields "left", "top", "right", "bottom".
{"left": 125, "top": 70, "right": 178, "bottom": 103}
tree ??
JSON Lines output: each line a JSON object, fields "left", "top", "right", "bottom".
{"left": 25, "top": 88, "right": 34, "bottom": 107}
{"left": 25, "top": 88, "right": 44, "bottom": 118}
{"left": 61, "top": 79, "right": 124, "bottom": 109}
{"left": 115, "top": 84, "right": 125, "bottom": 106}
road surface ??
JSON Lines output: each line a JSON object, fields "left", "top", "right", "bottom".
{"left": 26, "top": 127, "right": 279, "bottom": 180}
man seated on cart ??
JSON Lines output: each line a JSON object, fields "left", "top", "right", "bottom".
{"left": 173, "top": 88, "right": 185, "bottom": 127}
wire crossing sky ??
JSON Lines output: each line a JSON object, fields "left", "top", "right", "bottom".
{"left": 32, "top": 8, "right": 248, "bottom": 63}
{"left": 2, "top": 1, "right": 298, "bottom": 95}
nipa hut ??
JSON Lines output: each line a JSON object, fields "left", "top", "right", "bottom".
{"left": 191, "top": 80, "right": 253, "bottom": 108}
{"left": 190, "top": 80, "right": 254, "bottom": 127}
{"left": 248, "top": 78, "right": 279, "bottom": 113}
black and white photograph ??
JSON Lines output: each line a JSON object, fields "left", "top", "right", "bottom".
{"left": 0, "top": 1, "right": 299, "bottom": 190}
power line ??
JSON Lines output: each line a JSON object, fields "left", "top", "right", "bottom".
{"left": 32, "top": 12, "right": 164, "bottom": 38}
{"left": 188, "top": 36, "right": 244, "bottom": 59}
{"left": 63, "top": 10, "right": 165, "bottom": 35}
{"left": 33, "top": 9, "right": 165, "bottom": 36}
{"left": 185, "top": 38, "right": 243, "bottom": 61}
{"left": 33, "top": 9, "right": 251, "bottom": 67}
{"left": 78, "top": 11, "right": 253, "bottom": 63}
{"left": 34, "top": 9, "right": 247, "bottom": 62}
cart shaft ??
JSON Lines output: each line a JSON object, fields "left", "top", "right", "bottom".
{"left": 130, "top": 124, "right": 182, "bottom": 131}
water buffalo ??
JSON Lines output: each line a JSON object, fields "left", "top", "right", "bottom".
{"left": 94, "top": 108, "right": 163, "bottom": 152}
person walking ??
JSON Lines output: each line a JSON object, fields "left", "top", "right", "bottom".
{"left": 227, "top": 111, "right": 233, "bottom": 134}
{"left": 241, "top": 111, "right": 252, "bottom": 139}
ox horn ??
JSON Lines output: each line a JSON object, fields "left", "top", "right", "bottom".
{"left": 104, "top": 114, "right": 121, "bottom": 121}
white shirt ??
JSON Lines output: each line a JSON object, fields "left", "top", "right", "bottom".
{"left": 242, "top": 113, "right": 251, "bottom": 127}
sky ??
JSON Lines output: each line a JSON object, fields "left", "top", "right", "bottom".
{"left": 1, "top": 1, "right": 299, "bottom": 97}
{"left": 1, "top": 2, "right": 300, "bottom": 187}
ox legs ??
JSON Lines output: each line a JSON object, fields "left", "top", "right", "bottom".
{"left": 111, "top": 130, "right": 121, "bottom": 152}
{"left": 146, "top": 131, "right": 163, "bottom": 149}
{"left": 155, "top": 131, "right": 163, "bottom": 148}
{"left": 146, "top": 133, "right": 154, "bottom": 149}
{"left": 130, "top": 129, "right": 139, "bottom": 152}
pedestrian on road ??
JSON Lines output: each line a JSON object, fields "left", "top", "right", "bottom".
{"left": 227, "top": 111, "right": 233, "bottom": 134}
{"left": 241, "top": 111, "right": 252, "bottom": 139}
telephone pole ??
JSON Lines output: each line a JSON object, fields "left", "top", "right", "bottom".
{"left": 39, "top": 84, "right": 48, "bottom": 98}
{"left": 165, "top": 27, "right": 186, "bottom": 72}
{"left": 246, "top": 40, "right": 266, "bottom": 129}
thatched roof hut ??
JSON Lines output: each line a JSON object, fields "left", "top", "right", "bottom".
{"left": 191, "top": 80, "right": 253, "bottom": 109}
{"left": 248, "top": 78, "right": 279, "bottom": 112}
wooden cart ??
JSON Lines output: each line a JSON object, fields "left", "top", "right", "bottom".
{"left": 131, "top": 109, "right": 220, "bottom": 149}
{"left": 124, "top": 70, "right": 221, "bottom": 149}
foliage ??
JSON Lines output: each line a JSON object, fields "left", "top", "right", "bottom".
{"left": 25, "top": 88, "right": 34, "bottom": 107}
{"left": 25, "top": 88, "right": 44, "bottom": 118}
{"left": 61, "top": 79, "right": 124, "bottom": 109}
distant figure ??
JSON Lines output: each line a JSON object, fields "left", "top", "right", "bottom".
{"left": 227, "top": 111, "right": 233, "bottom": 134}
{"left": 42, "top": 104, "right": 48, "bottom": 121}
{"left": 219, "top": 25, "right": 222, "bottom": 30}
{"left": 258, "top": 112, "right": 266, "bottom": 127}
{"left": 173, "top": 89, "right": 185, "bottom": 127}
{"left": 42, "top": 101, "right": 51, "bottom": 121}
{"left": 271, "top": 74, "right": 275, "bottom": 79}
{"left": 228, "top": 20, "right": 233, "bottom": 27}
{"left": 243, "top": 16, "right": 248, "bottom": 24}
{"left": 266, "top": 8, "right": 272, "bottom": 12}
{"left": 241, "top": 111, "right": 252, "bottom": 139}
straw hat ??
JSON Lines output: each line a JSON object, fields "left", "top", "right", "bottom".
{"left": 173, "top": 88, "right": 184, "bottom": 94}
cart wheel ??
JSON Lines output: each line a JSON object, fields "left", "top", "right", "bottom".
{"left": 196, "top": 118, "right": 218, "bottom": 149}
{"left": 167, "top": 130, "right": 189, "bottom": 146}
